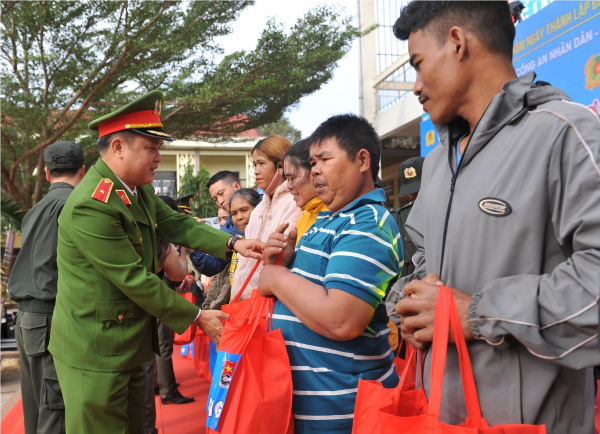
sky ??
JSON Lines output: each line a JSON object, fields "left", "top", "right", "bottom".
{"left": 216, "top": 0, "right": 361, "bottom": 138}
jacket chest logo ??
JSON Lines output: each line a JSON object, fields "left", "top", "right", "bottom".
{"left": 478, "top": 198, "right": 512, "bottom": 217}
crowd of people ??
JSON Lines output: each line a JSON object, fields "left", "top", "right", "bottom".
{"left": 6, "top": 2, "right": 600, "bottom": 434}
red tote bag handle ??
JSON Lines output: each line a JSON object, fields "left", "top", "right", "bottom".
{"left": 428, "top": 286, "right": 488, "bottom": 427}
{"left": 231, "top": 253, "right": 283, "bottom": 304}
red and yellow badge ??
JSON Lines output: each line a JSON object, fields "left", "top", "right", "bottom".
{"left": 404, "top": 167, "right": 417, "bottom": 179}
{"left": 92, "top": 179, "right": 114, "bottom": 204}
{"left": 115, "top": 190, "right": 131, "bottom": 205}
{"left": 584, "top": 54, "right": 600, "bottom": 90}
{"left": 426, "top": 130, "right": 436, "bottom": 147}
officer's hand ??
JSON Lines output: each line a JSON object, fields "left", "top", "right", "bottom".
{"left": 263, "top": 223, "right": 297, "bottom": 267}
{"left": 234, "top": 239, "right": 264, "bottom": 260}
{"left": 195, "top": 310, "right": 230, "bottom": 346}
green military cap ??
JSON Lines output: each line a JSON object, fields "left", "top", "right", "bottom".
{"left": 88, "top": 90, "right": 173, "bottom": 141}
{"left": 399, "top": 156, "right": 425, "bottom": 196}
{"left": 44, "top": 141, "right": 85, "bottom": 170}
{"left": 175, "top": 193, "right": 195, "bottom": 215}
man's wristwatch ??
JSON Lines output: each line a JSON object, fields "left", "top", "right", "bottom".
{"left": 227, "top": 234, "right": 243, "bottom": 252}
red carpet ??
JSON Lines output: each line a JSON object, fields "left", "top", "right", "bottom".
{"left": 0, "top": 345, "right": 211, "bottom": 434}
{"left": 1, "top": 401, "right": 24, "bottom": 434}
{"left": 2, "top": 356, "right": 600, "bottom": 433}
{"left": 156, "top": 345, "right": 211, "bottom": 434}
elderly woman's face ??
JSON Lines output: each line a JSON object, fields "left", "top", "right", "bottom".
{"left": 229, "top": 196, "right": 256, "bottom": 234}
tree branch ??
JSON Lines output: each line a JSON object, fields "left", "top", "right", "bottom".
{"left": 1, "top": 130, "right": 17, "bottom": 162}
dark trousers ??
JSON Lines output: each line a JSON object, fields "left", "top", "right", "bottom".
{"left": 15, "top": 311, "right": 65, "bottom": 434}
{"left": 156, "top": 320, "right": 177, "bottom": 396}
{"left": 142, "top": 358, "right": 158, "bottom": 434}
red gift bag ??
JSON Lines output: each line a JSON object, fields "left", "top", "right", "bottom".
{"left": 394, "top": 339, "right": 418, "bottom": 383}
{"left": 207, "top": 257, "right": 293, "bottom": 434}
{"left": 194, "top": 330, "right": 213, "bottom": 382}
{"left": 173, "top": 291, "right": 197, "bottom": 345}
{"left": 375, "top": 286, "right": 546, "bottom": 433}
{"left": 353, "top": 343, "right": 427, "bottom": 434}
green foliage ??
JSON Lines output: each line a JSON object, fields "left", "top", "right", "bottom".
{"left": 260, "top": 116, "right": 302, "bottom": 143}
{"left": 1, "top": 197, "right": 29, "bottom": 232}
{"left": 1, "top": 1, "right": 362, "bottom": 208}
{"left": 178, "top": 164, "right": 218, "bottom": 219}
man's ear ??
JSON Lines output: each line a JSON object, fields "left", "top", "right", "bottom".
{"left": 233, "top": 181, "right": 241, "bottom": 190}
{"left": 110, "top": 136, "right": 125, "bottom": 159}
{"left": 357, "top": 149, "right": 371, "bottom": 174}
{"left": 448, "top": 26, "right": 468, "bottom": 62}
{"left": 45, "top": 167, "right": 51, "bottom": 182}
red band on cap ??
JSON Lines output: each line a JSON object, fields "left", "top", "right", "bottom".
{"left": 98, "top": 110, "right": 163, "bottom": 138}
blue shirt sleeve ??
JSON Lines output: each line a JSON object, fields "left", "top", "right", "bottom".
{"left": 323, "top": 207, "right": 402, "bottom": 308}
{"left": 188, "top": 250, "right": 229, "bottom": 277}
{"left": 189, "top": 217, "right": 241, "bottom": 277}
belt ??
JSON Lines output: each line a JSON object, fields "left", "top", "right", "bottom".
{"left": 18, "top": 298, "right": 56, "bottom": 314}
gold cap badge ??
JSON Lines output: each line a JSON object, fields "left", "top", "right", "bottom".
{"left": 154, "top": 100, "right": 162, "bottom": 115}
{"left": 404, "top": 167, "right": 417, "bottom": 179}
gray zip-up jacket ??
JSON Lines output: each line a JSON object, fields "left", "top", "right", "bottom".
{"left": 391, "top": 73, "right": 600, "bottom": 433}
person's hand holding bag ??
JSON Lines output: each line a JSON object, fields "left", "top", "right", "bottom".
{"left": 259, "top": 223, "right": 297, "bottom": 298}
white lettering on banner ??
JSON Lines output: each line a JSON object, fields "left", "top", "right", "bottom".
{"left": 214, "top": 401, "right": 223, "bottom": 419}
{"left": 207, "top": 398, "right": 214, "bottom": 417}
{"left": 574, "top": 29, "right": 594, "bottom": 47}
{"left": 514, "top": 16, "right": 597, "bottom": 77}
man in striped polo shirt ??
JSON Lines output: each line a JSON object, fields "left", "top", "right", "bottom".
{"left": 260, "top": 114, "right": 403, "bottom": 433}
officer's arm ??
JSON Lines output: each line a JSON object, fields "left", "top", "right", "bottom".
{"left": 68, "top": 198, "right": 198, "bottom": 334}
{"left": 153, "top": 195, "right": 230, "bottom": 260}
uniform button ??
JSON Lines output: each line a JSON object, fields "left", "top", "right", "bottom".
{"left": 118, "top": 314, "right": 124, "bottom": 321}
{"left": 140, "top": 238, "right": 143, "bottom": 243}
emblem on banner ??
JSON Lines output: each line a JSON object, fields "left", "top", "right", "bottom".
{"left": 426, "top": 130, "right": 436, "bottom": 147}
{"left": 584, "top": 54, "right": 600, "bottom": 90}
{"left": 219, "top": 357, "right": 238, "bottom": 389}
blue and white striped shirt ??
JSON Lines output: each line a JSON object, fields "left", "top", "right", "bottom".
{"left": 271, "top": 189, "right": 403, "bottom": 434}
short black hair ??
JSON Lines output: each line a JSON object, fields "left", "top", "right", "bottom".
{"left": 284, "top": 139, "right": 312, "bottom": 182}
{"left": 228, "top": 188, "right": 262, "bottom": 211}
{"left": 49, "top": 163, "right": 83, "bottom": 180}
{"left": 207, "top": 171, "right": 240, "bottom": 190}
{"left": 393, "top": 1, "right": 515, "bottom": 60}
{"left": 97, "top": 130, "right": 138, "bottom": 154}
{"left": 309, "top": 114, "right": 380, "bottom": 182}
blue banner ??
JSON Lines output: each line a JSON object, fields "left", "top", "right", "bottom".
{"left": 209, "top": 341, "right": 218, "bottom": 374}
{"left": 513, "top": 1, "right": 600, "bottom": 112}
{"left": 420, "top": 113, "right": 439, "bottom": 158}
{"left": 206, "top": 351, "right": 242, "bottom": 431}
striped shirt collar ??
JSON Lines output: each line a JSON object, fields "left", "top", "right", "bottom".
{"left": 318, "top": 188, "right": 386, "bottom": 218}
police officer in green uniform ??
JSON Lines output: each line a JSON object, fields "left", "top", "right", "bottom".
{"left": 48, "top": 91, "right": 262, "bottom": 434}
{"left": 395, "top": 156, "right": 425, "bottom": 278}
{"left": 9, "top": 141, "right": 86, "bottom": 434}
{"left": 387, "top": 156, "right": 424, "bottom": 336}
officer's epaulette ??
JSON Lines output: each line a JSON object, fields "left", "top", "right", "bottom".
{"left": 92, "top": 179, "right": 114, "bottom": 204}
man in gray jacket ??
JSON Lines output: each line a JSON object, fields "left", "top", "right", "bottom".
{"left": 392, "top": 2, "right": 600, "bottom": 433}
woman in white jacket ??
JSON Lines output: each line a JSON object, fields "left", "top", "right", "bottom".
{"left": 231, "top": 135, "right": 302, "bottom": 300}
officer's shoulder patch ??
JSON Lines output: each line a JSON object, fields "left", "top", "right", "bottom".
{"left": 92, "top": 179, "right": 114, "bottom": 204}
{"left": 115, "top": 190, "right": 131, "bottom": 205}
